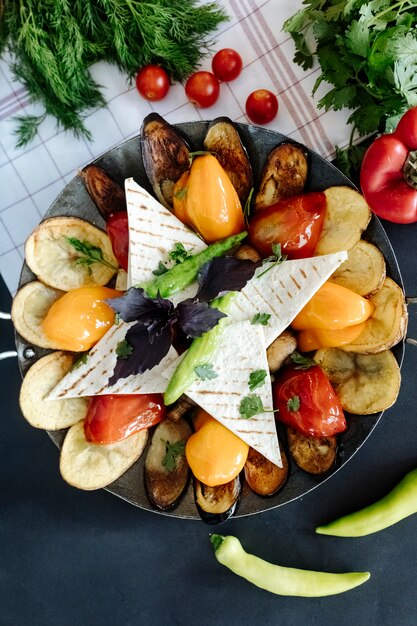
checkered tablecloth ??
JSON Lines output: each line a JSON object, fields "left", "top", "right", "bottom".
{"left": 0, "top": 0, "right": 354, "bottom": 295}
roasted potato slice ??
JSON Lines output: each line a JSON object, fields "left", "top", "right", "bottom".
{"left": 141, "top": 113, "right": 190, "bottom": 209}
{"left": 12, "top": 281, "right": 64, "bottom": 349}
{"left": 315, "top": 187, "right": 371, "bottom": 255}
{"left": 145, "top": 418, "right": 192, "bottom": 510}
{"left": 244, "top": 446, "right": 288, "bottom": 496}
{"left": 286, "top": 427, "right": 337, "bottom": 475}
{"left": 329, "top": 240, "right": 386, "bottom": 296}
{"left": 342, "top": 277, "right": 407, "bottom": 353}
{"left": 115, "top": 268, "right": 128, "bottom": 291}
{"left": 25, "top": 216, "right": 118, "bottom": 291}
{"left": 266, "top": 330, "right": 297, "bottom": 373}
{"left": 204, "top": 117, "right": 253, "bottom": 205}
{"left": 80, "top": 164, "right": 126, "bottom": 220}
{"left": 314, "top": 348, "right": 401, "bottom": 415}
{"left": 254, "top": 143, "right": 308, "bottom": 211}
{"left": 19, "top": 352, "right": 88, "bottom": 430}
{"left": 60, "top": 421, "right": 148, "bottom": 490}
{"left": 234, "top": 244, "right": 261, "bottom": 263}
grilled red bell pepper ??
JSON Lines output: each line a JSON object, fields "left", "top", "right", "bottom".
{"left": 360, "top": 106, "right": 417, "bottom": 224}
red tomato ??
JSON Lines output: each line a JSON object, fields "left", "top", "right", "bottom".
{"left": 248, "top": 192, "right": 326, "bottom": 259}
{"left": 185, "top": 71, "right": 220, "bottom": 108}
{"left": 106, "top": 211, "right": 129, "bottom": 271}
{"left": 212, "top": 48, "right": 243, "bottom": 82}
{"left": 84, "top": 394, "right": 165, "bottom": 444}
{"left": 273, "top": 365, "right": 346, "bottom": 438}
{"left": 135, "top": 65, "right": 170, "bottom": 101}
{"left": 245, "top": 89, "right": 278, "bottom": 125}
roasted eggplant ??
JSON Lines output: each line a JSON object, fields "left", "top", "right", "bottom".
{"left": 80, "top": 164, "right": 126, "bottom": 220}
{"left": 194, "top": 475, "right": 241, "bottom": 524}
{"left": 203, "top": 117, "right": 253, "bottom": 205}
{"left": 244, "top": 447, "right": 289, "bottom": 496}
{"left": 141, "top": 113, "right": 191, "bottom": 209}
{"left": 286, "top": 427, "right": 337, "bottom": 475}
{"left": 166, "top": 396, "right": 196, "bottom": 423}
{"left": 266, "top": 330, "right": 297, "bottom": 373}
{"left": 254, "top": 143, "right": 308, "bottom": 211}
{"left": 144, "top": 418, "right": 192, "bottom": 511}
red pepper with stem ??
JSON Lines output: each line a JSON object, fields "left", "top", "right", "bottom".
{"left": 360, "top": 106, "right": 417, "bottom": 224}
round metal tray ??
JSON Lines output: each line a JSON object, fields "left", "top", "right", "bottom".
{"left": 15, "top": 121, "right": 405, "bottom": 519}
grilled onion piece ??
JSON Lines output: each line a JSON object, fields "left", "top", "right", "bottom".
{"left": 203, "top": 117, "right": 253, "bottom": 205}
{"left": 141, "top": 113, "right": 190, "bottom": 209}
{"left": 287, "top": 427, "right": 337, "bottom": 475}
{"left": 244, "top": 447, "right": 288, "bottom": 496}
{"left": 80, "top": 164, "right": 125, "bottom": 220}
{"left": 254, "top": 143, "right": 308, "bottom": 211}
{"left": 145, "top": 418, "right": 192, "bottom": 511}
{"left": 194, "top": 475, "right": 241, "bottom": 524}
{"left": 314, "top": 348, "right": 401, "bottom": 415}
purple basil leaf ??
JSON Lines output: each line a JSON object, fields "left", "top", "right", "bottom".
{"left": 196, "top": 256, "right": 261, "bottom": 302}
{"left": 106, "top": 287, "right": 174, "bottom": 325}
{"left": 177, "top": 298, "right": 227, "bottom": 338}
{"left": 108, "top": 323, "right": 173, "bottom": 384}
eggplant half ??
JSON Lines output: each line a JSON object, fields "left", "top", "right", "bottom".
{"left": 194, "top": 475, "right": 241, "bottom": 525}
{"left": 80, "top": 164, "right": 126, "bottom": 220}
{"left": 203, "top": 117, "right": 253, "bottom": 205}
{"left": 286, "top": 427, "right": 337, "bottom": 475}
{"left": 254, "top": 143, "right": 308, "bottom": 211}
{"left": 141, "top": 113, "right": 191, "bottom": 209}
{"left": 144, "top": 418, "right": 192, "bottom": 511}
{"left": 244, "top": 447, "right": 289, "bottom": 497}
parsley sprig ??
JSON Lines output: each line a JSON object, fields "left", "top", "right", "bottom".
{"left": 66, "top": 237, "right": 117, "bottom": 273}
{"left": 257, "top": 243, "right": 287, "bottom": 278}
{"left": 162, "top": 440, "right": 186, "bottom": 472}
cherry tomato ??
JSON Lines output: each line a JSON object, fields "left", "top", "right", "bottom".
{"left": 273, "top": 365, "right": 346, "bottom": 438}
{"left": 106, "top": 211, "right": 129, "bottom": 271}
{"left": 245, "top": 89, "right": 278, "bottom": 125}
{"left": 84, "top": 394, "right": 165, "bottom": 444}
{"left": 212, "top": 48, "right": 243, "bottom": 82}
{"left": 42, "top": 286, "right": 122, "bottom": 352}
{"left": 185, "top": 71, "right": 220, "bottom": 108}
{"left": 248, "top": 192, "right": 326, "bottom": 259}
{"left": 135, "top": 65, "right": 170, "bottom": 101}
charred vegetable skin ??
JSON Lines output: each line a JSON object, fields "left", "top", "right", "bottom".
{"left": 211, "top": 535, "right": 370, "bottom": 596}
{"left": 203, "top": 118, "right": 253, "bottom": 205}
{"left": 194, "top": 476, "right": 241, "bottom": 524}
{"left": 145, "top": 418, "right": 192, "bottom": 511}
{"left": 317, "top": 468, "right": 417, "bottom": 537}
{"left": 360, "top": 107, "right": 417, "bottom": 224}
{"left": 80, "top": 165, "right": 126, "bottom": 220}
{"left": 141, "top": 114, "right": 191, "bottom": 209}
{"left": 254, "top": 143, "right": 308, "bottom": 211}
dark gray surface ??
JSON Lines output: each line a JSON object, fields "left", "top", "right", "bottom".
{"left": 1, "top": 217, "right": 417, "bottom": 625}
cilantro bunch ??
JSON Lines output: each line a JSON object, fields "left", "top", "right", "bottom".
{"left": 284, "top": 0, "right": 417, "bottom": 172}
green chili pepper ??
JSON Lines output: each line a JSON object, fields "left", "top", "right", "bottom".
{"left": 142, "top": 231, "right": 247, "bottom": 298}
{"left": 210, "top": 535, "right": 370, "bottom": 597}
{"left": 316, "top": 468, "right": 417, "bottom": 537}
{"left": 163, "top": 292, "right": 235, "bottom": 405}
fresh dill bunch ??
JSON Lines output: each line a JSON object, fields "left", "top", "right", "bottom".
{"left": 0, "top": 0, "right": 228, "bottom": 147}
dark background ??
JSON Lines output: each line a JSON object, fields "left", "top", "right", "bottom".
{"left": 1, "top": 219, "right": 417, "bottom": 626}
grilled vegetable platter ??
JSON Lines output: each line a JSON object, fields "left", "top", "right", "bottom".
{"left": 13, "top": 115, "right": 406, "bottom": 522}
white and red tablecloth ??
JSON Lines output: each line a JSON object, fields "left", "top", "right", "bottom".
{"left": 0, "top": 0, "right": 354, "bottom": 294}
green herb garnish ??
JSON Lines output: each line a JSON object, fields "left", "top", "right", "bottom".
{"left": 291, "top": 351, "right": 316, "bottom": 370}
{"left": 239, "top": 395, "right": 266, "bottom": 419}
{"left": 71, "top": 352, "right": 89, "bottom": 371}
{"left": 248, "top": 369, "right": 267, "bottom": 392}
{"left": 66, "top": 237, "right": 117, "bottom": 273}
{"left": 251, "top": 312, "right": 271, "bottom": 326}
{"left": 169, "top": 243, "right": 194, "bottom": 265}
{"left": 287, "top": 395, "right": 300, "bottom": 412}
{"left": 194, "top": 363, "right": 218, "bottom": 381}
{"left": 162, "top": 440, "right": 186, "bottom": 472}
{"left": 243, "top": 188, "right": 254, "bottom": 227}
{"left": 257, "top": 243, "right": 287, "bottom": 278}
{"left": 116, "top": 339, "right": 133, "bottom": 360}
